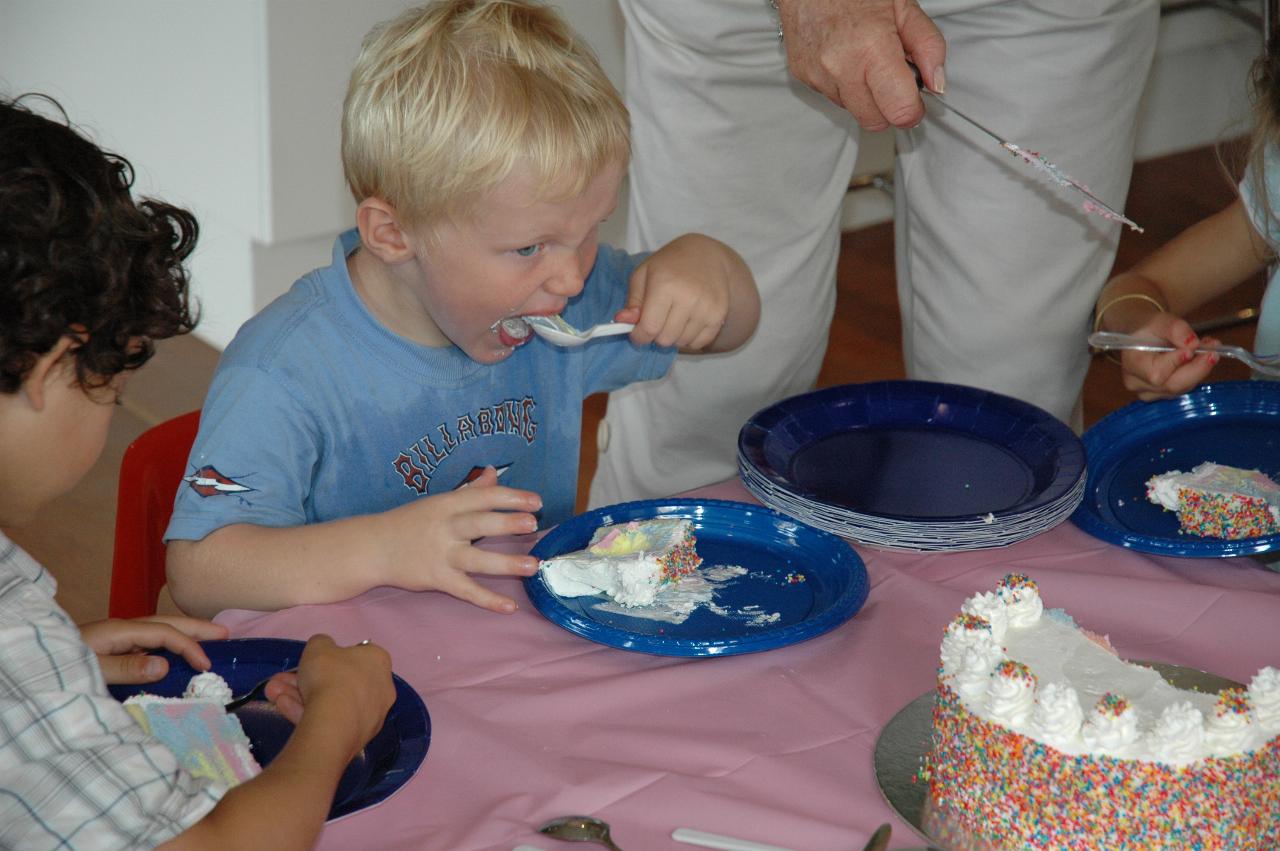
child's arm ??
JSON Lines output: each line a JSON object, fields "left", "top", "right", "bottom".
{"left": 1096, "top": 198, "right": 1272, "bottom": 399}
{"left": 617, "top": 233, "right": 760, "bottom": 354}
{"left": 159, "top": 635, "right": 395, "bottom": 851}
{"left": 167, "top": 467, "right": 541, "bottom": 618}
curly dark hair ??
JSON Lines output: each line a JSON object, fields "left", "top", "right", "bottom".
{"left": 0, "top": 94, "right": 198, "bottom": 394}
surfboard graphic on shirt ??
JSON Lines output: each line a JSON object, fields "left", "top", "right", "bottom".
{"left": 183, "top": 465, "right": 254, "bottom": 497}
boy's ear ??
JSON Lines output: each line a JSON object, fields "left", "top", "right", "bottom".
{"left": 356, "top": 197, "right": 418, "bottom": 264}
{"left": 20, "top": 336, "right": 77, "bottom": 412}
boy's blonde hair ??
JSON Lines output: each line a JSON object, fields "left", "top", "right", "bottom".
{"left": 342, "top": 0, "right": 630, "bottom": 227}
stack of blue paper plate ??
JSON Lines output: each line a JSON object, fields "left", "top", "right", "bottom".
{"left": 737, "top": 381, "right": 1086, "bottom": 551}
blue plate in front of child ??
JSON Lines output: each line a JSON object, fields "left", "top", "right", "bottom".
{"left": 1071, "top": 380, "right": 1280, "bottom": 558}
{"left": 108, "top": 637, "right": 429, "bottom": 820}
{"left": 523, "top": 498, "right": 869, "bottom": 656}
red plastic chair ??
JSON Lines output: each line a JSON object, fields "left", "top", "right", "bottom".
{"left": 109, "top": 410, "right": 200, "bottom": 618}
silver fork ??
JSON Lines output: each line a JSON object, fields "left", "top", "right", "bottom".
{"left": 1088, "top": 331, "right": 1280, "bottom": 377}
{"left": 224, "top": 667, "right": 297, "bottom": 711}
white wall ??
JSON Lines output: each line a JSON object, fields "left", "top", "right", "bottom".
{"left": 0, "top": 1, "right": 1261, "bottom": 349}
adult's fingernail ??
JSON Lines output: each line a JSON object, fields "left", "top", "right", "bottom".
{"left": 933, "top": 65, "right": 946, "bottom": 95}
{"left": 145, "top": 657, "right": 165, "bottom": 678}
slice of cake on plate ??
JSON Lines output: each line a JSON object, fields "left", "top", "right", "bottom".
{"left": 539, "top": 518, "right": 702, "bottom": 607}
{"left": 124, "top": 671, "right": 261, "bottom": 787}
{"left": 925, "top": 573, "right": 1280, "bottom": 849}
{"left": 1146, "top": 461, "right": 1280, "bottom": 539}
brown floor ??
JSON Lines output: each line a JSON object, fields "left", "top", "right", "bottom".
{"left": 9, "top": 142, "right": 1263, "bottom": 626}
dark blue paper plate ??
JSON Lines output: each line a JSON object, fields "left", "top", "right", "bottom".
{"left": 1071, "top": 381, "right": 1280, "bottom": 557}
{"left": 109, "top": 637, "right": 429, "bottom": 820}
{"left": 738, "top": 381, "right": 1084, "bottom": 522}
{"left": 523, "top": 499, "right": 869, "bottom": 656}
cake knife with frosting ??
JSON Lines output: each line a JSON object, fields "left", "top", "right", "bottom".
{"left": 909, "top": 64, "right": 1143, "bottom": 233}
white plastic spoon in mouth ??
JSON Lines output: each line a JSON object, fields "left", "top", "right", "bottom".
{"left": 521, "top": 314, "right": 634, "bottom": 347}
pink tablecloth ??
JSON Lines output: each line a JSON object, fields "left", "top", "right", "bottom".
{"left": 217, "top": 479, "right": 1280, "bottom": 851}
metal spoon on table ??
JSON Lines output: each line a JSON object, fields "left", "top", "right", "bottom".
{"left": 538, "top": 815, "right": 623, "bottom": 850}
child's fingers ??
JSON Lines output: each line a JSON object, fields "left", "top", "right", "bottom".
{"left": 680, "top": 316, "right": 725, "bottom": 352}
{"left": 614, "top": 305, "right": 642, "bottom": 325}
{"left": 453, "top": 483, "right": 542, "bottom": 514}
{"left": 107, "top": 620, "right": 216, "bottom": 672}
{"left": 97, "top": 652, "right": 170, "bottom": 685}
{"left": 436, "top": 571, "right": 520, "bottom": 614}
{"left": 141, "top": 615, "right": 229, "bottom": 641}
{"left": 454, "top": 508, "right": 541, "bottom": 540}
{"left": 265, "top": 673, "right": 304, "bottom": 723}
{"left": 1165, "top": 353, "right": 1217, "bottom": 395}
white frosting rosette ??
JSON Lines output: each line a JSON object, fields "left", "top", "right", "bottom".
{"left": 940, "top": 614, "right": 995, "bottom": 674}
{"left": 1145, "top": 701, "right": 1206, "bottom": 766}
{"left": 1031, "top": 681, "right": 1084, "bottom": 750}
{"left": 1249, "top": 667, "right": 1280, "bottom": 733}
{"left": 184, "top": 671, "right": 233, "bottom": 702}
{"left": 1081, "top": 694, "right": 1139, "bottom": 754}
{"left": 995, "top": 575, "right": 1043, "bottom": 628}
{"left": 985, "top": 661, "right": 1036, "bottom": 727}
{"left": 952, "top": 635, "right": 1006, "bottom": 703}
{"left": 961, "top": 592, "right": 1009, "bottom": 641}
{"left": 1206, "top": 690, "right": 1254, "bottom": 754}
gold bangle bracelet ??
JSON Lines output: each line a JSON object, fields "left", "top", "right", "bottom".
{"left": 1092, "top": 292, "right": 1166, "bottom": 334}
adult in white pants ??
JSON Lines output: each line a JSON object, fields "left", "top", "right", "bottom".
{"left": 589, "top": 0, "right": 1160, "bottom": 508}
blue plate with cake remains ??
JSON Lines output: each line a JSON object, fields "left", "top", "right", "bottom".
{"left": 109, "top": 638, "right": 429, "bottom": 820}
{"left": 1071, "top": 381, "right": 1280, "bottom": 557}
{"left": 523, "top": 499, "right": 869, "bottom": 657}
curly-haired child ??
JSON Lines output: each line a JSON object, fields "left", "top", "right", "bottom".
{"left": 0, "top": 94, "right": 395, "bottom": 850}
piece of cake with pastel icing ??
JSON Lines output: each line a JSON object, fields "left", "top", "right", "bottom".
{"left": 539, "top": 518, "right": 702, "bottom": 607}
{"left": 925, "top": 573, "right": 1280, "bottom": 850}
{"left": 124, "top": 671, "right": 261, "bottom": 787}
{"left": 1146, "top": 461, "right": 1280, "bottom": 539}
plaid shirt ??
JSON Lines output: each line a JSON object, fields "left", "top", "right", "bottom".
{"left": 0, "top": 533, "right": 221, "bottom": 849}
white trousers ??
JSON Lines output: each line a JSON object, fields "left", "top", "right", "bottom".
{"left": 590, "top": 0, "right": 1160, "bottom": 508}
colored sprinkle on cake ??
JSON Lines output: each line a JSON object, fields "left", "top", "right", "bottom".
{"left": 1097, "top": 692, "right": 1131, "bottom": 717}
{"left": 995, "top": 659, "right": 1036, "bottom": 686}
{"left": 998, "top": 573, "right": 1037, "bottom": 594}
{"left": 1217, "top": 688, "right": 1252, "bottom": 718}
{"left": 951, "top": 613, "right": 992, "bottom": 633}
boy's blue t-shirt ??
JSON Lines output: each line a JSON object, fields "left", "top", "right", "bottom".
{"left": 166, "top": 230, "right": 673, "bottom": 540}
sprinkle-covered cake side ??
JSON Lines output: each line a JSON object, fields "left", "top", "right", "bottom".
{"left": 1147, "top": 462, "right": 1280, "bottom": 540}
{"left": 926, "top": 573, "right": 1280, "bottom": 850}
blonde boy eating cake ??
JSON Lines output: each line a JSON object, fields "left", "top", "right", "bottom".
{"left": 165, "top": 0, "right": 760, "bottom": 618}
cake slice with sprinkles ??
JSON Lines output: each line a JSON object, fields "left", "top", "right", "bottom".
{"left": 539, "top": 518, "right": 702, "bottom": 607}
{"left": 1146, "top": 461, "right": 1280, "bottom": 540}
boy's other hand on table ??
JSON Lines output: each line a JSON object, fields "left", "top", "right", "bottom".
{"left": 379, "top": 466, "right": 542, "bottom": 615}
{"left": 81, "top": 615, "right": 229, "bottom": 685}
